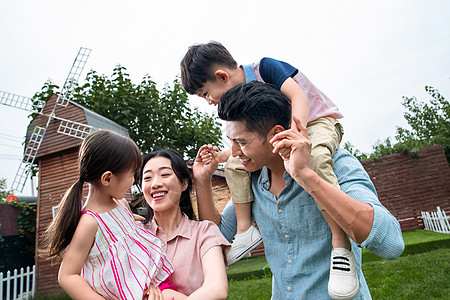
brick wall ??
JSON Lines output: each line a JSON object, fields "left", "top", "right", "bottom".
{"left": 361, "top": 144, "right": 450, "bottom": 231}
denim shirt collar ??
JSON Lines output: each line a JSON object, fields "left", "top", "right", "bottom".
{"left": 258, "top": 166, "right": 295, "bottom": 190}
{"left": 242, "top": 64, "right": 256, "bottom": 82}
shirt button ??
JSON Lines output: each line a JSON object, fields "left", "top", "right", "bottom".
{"left": 287, "top": 287, "right": 292, "bottom": 291}
{"left": 278, "top": 209, "right": 283, "bottom": 213}
{"left": 285, "top": 234, "right": 289, "bottom": 239}
{"left": 161, "top": 243, "right": 165, "bottom": 247}
{"left": 288, "top": 259, "right": 292, "bottom": 264}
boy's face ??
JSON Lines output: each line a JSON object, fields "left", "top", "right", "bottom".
{"left": 196, "top": 78, "right": 236, "bottom": 106}
{"left": 226, "top": 121, "right": 277, "bottom": 173}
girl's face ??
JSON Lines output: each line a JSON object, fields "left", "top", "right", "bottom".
{"left": 110, "top": 169, "right": 136, "bottom": 200}
{"left": 141, "top": 156, "right": 187, "bottom": 213}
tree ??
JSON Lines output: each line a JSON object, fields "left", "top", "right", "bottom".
{"left": 33, "top": 65, "right": 223, "bottom": 159}
{"left": 369, "top": 86, "right": 449, "bottom": 162}
{"left": 342, "top": 141, "right": 368, "bottom": 161}
{"left": 0, "top": 178, "right": 13, "bottom": 201}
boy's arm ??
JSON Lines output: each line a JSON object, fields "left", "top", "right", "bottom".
{"left": 58, "top": 215, "right": 104, "bottom": 299}
{"left": 280, "top": 77, "right": 310, "bottom": 128}
{"left": 199, "top": 147, "right": 231, "bottom": 165}
{"left": 216, "top": 148, "right": 231, "bottom": 164}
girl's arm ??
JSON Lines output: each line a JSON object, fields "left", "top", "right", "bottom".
{"left": 280, "top": 77, "right": 310, "bottom": 128}
{"left": 186, "top": 246, "right": 228, "bottom": 300}
{"left": 58, "top": 214, "right": 103, "bottom": 300}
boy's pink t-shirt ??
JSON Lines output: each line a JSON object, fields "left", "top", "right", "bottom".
{"left": 253, "top": 62, "right": 343, "bottom": 122}
{"left": 143, "top": 214, "right": 230, "bottom": 296}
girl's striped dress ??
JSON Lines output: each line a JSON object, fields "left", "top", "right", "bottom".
{"left": 81, "top": 200, "right": 174, "bottom": 300}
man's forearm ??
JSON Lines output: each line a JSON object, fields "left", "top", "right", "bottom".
{"left": 294, "top": 168, "right": 374, "bottom": 243}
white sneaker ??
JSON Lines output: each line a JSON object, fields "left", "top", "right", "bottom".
{"left": 227, "top": 225, "right": 262, "bottom": 265}
{"left": 328, "top": 248, "right": 360, "bottom": 300}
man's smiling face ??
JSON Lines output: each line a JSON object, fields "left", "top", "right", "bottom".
{"left": 226, "top": 120, "right": 276, "bottom": 173}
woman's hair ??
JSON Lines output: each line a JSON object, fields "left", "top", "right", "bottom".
{"left": 44, "top": 129, "right": 142, "bottom": 257}
{"left": 140, "top": 149, "right": 196, "bottom": 222}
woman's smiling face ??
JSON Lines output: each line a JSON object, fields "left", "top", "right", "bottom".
{"left": 141, "top": 156, "right": 187, "bottom": 213}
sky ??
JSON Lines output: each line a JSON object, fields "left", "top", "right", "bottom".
{"left": 1, "top": 0, "right": 449, "bottom": 196}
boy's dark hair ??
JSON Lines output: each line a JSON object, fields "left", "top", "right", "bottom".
{"left": 140, "top": 149, "right": 196, "bottom": 222}
{"left": 180, "top": 41, "right": 238, "bottom": 95}
{"left": 218, "top": 81, "right": 291, "bottom": 140}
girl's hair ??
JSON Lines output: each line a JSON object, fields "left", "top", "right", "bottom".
{"left": 140, "top": 149, "right": 196, "bottom": 222}
{"left": 44, "top": 129, "right": 142, "bottom": 257}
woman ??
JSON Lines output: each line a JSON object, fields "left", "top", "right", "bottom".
{"left": 140, "top": 149, "right": 229, "bottom": 299}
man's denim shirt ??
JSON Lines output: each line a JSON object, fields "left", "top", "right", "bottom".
{"left": 219, "top": 148, "right": 404, "bottom": 299}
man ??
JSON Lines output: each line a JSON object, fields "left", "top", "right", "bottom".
{"left": 193, "top": 81, "right": 404, "bottom": 299}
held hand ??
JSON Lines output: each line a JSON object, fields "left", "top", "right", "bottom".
{"left": 199, "top": 145, "right": 220, "bottom": 165}
{"left": 133, "top": 213, "right": 145, "bottom": 222}
{"left": 269, "top": 114, "right": 312, "bottom": 180}
{"left": 143, "top": 285, "right": 164, "bottom": 300}
{"left": 193, "top": 145, "right": 219, "bottom": 182}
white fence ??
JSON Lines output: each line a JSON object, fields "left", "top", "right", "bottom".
{"left": 0, "top": 265, "right": 35, "bottom": 300}
{"left": 421, "top": 206, "right": 450, "bottom": 234}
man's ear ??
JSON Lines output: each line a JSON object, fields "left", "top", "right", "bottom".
{"left": 215, "top": 69, "right": 230, "bottom": 83}
{"left": 268, "top": 125, "right": 286, "bottom": 140}
{"left": 101, "top": 171, "right": 113, "bottom": 186}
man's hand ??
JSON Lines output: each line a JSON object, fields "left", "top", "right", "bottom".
{"left": 270, "top": 114, "right": 312, "bottom": 181}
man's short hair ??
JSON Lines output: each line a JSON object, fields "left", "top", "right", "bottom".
{"left": 218, "top": 81, "right": 291, "bottom": 140}
{"left": 180, "top": 41, "right": 238, "bottom": 95}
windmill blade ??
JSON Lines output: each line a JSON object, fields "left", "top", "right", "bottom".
{"left": 56, "top": 117, "right": 94, "bottom": 139}
{"left": 9, "top": 47, "right": 93, "bottom": 192}
{"left": 11, "top": 126, "right": 46, "bottom": 192}
{"left": 57, "top": 47, "right": 92, "bottom": 107}
{"left": 12, "top": 161, "right": 32, "bottom": 193}
{"left": 0, "top": 90, "right": 45, "bottom": 113}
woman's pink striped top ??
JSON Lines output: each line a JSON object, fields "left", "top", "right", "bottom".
{"left": 81, "top": 201, "right": 174, "bottom": 300}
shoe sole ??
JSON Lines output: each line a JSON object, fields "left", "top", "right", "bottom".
{"left": 228, "top": 236, "right": 263, "bottom": 265}
{"left": 328, "top": 280, "right": 360, "bottom": 300}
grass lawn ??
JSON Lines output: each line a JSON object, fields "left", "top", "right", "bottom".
{"left": 30, "top": 230, "right": 450, "bottom": 299}
{"left": 227, "top": 229, "right": 450, "bottom": 299}
{"left": 363, "top": 248, "right": 449, "bottom": 299}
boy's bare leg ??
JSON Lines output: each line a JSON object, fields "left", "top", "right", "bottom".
{"left": 235, "top": 202, "right": 253, "bottom": 234}
{"left": 322, "top": 209, "right": 359, "bottom": 300}
{"left": 321, "top": 210, "right": 351, "bottom": 250}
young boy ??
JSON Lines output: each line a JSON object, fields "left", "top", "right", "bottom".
{"left": 180, "top": 41, "right": 357, "bottom": 300}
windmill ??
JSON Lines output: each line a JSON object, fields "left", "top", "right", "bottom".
{"left": 0, "top": 47, "right": 94, "bottom": 193}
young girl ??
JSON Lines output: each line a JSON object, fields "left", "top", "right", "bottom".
{"left": 44, "top": 130, "right": 182, "bottom": 300}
